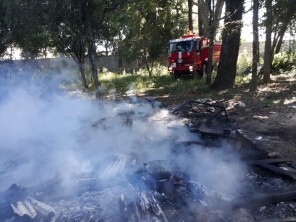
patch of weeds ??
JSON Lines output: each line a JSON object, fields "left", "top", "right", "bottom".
{"left": 272, "top": 52, "right": 296, "bottom": 74}
{"left": 237, "top": 51, "right": 252, "bottom": 75}
{"left": 97, "top": 64, "right": 207, "bottom": 97}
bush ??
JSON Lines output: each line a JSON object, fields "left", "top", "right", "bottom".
{"left": 237, "top": 50, "right": 252, "bottom": 75}
{"left": 272, "top": 51, "right": 296, "bottom": 74}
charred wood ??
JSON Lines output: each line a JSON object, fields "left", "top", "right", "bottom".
{"left": 172, "top": 100, "right": 229, "bottom": 123}
{"left": 258, "top": 217, "right": 296, "bottom": 222}
{"left": 249, "top": 159, "right": 296, "bottom": 180}
{"left": 235, "top": 191, "right": 296, "bottom": 209}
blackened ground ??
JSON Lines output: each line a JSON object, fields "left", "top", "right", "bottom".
{"left": 145, "top": 73, "right": 296, "bottom": 161}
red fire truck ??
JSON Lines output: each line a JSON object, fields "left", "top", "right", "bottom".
{"left": 168, "top": 33, "right": 221, "bottom": 78}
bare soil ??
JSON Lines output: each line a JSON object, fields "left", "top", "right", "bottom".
{"left": 149, "top": 73, "right": 296, "bottom": 160}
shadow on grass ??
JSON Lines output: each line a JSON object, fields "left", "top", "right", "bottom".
{"left": 98, "top": 72, "right": 295, "bottom": 109}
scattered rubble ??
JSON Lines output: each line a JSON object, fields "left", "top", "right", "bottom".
{"left": 1, "top": 98, "right": 296, "bottom": 221}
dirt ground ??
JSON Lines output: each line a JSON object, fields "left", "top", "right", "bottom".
{"left": 152, "top": 73, "right": 296, "bottom": 160}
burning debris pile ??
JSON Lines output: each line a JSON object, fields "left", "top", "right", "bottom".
{"left": 0, "top": 158, "right": 235, "bottom": 222}
{"left": 0, "top": 85, "right": 247, "bottom": 222}
{"left": 0, "top": 83, "right": 295, "bottom": 222}
{"left": 172, "top": 99, "right": 296, "bottom": 221}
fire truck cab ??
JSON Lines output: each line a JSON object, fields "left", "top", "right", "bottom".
{"left": 167, "top": 33, "right": 221, "bottom": 78}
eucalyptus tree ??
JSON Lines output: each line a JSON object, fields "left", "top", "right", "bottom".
{"left": 83, "top": 0, "right": 126, "bottom": 89}
{"left": 262, "top": 0, "right": 296, "bottom": 83}
{"left": 250, "top": 0, "right": 259, "bottom": 91}
{"left": 194, "top": 0, "right": 224, "bottom": 84}
{"left": 188, "top": 0, "right": 193, "bottom": 31}
{"left": 211, "top": 0, "right": 244, "bottom": 90}
{"left": 49, "top": 0, "right": 126, "bottom": 89}
{"left": 270, "top": 0, "right": 296, "bottom": 57}
{"left": 48, "top": 0, "right": 89, "bottom": 88}
{"left": 262, "top": 0, "right": 272, "bottom": 83}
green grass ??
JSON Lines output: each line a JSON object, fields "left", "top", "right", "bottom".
{"left": 98, "top": 69, "right": 206, "bottom": 97}
{"left": 64, "top": 65, "right": 295, "bottom": 111}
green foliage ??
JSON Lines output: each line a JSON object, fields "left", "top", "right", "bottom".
{"left": 0, "top": 1, "right": 9, "bottom": 57}
{"left": 3, "top": 0, "right": 52, "bottom": 59}
{"left": 236, "top": 51, "right": 252, "bottom": 75}
{"left": 272, "top": 51, "right": 296, "bottom": 74}
{"left": 117, "top": 0, "right": 187, "bottom": 66}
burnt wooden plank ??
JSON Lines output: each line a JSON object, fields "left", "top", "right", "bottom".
{"left": 235, "top": 191, "right": 296, "bottom": 209}
{"left": 259, "top": 217, "right": 296, "bottom": 222}
{"left": 235, "top": 129, "right": 259, "bottom": 150}
{"left": 189, "top": 128, "right": 234, "bottom": 139}
{"left": 233, "top": 130, "right": 268, "bottom": 160}
{"left": 249, "top": 159, "right": 296, "bottom": 179}
{"left": 253, "top": 162, "right": 296, "bottom": 180}
{"left": 249, "top": 159, "right": 294, "bottom": 165}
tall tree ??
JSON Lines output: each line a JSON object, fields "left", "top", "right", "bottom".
{"left": 193, "top": 0, "right": 223, "bottom": 84}
{"left": 271, "top": 0, "right": 296, "bottom": 56}
{"left": 49, "top": 0, "right": 126, "bottom": 89}
{"left": 188, "top": 0, "right": 193, "bottom": 31}
{"left": 262, "top": 0, "right": 272, "bottom": 84}
{"left": 50, "top": 0, "right": 89, "bottom": 88}
{"left": 262, "top": 0, "right": 296, "bottom": 83}
{"left": 250, "top": 0, "right": 259, "bottom": 91}
{"left": 84, "top": 0, "right": 126, "bottom": 89}
{"left": 83, "top": 0, "right": 99, "bottom": 89}
{"left": 119, "top": 0, "right": 187, "bottom": 77}
{"left": 211, "top": 0, "right": 244, "bottom": 90}
{"left": 197, "top": 2, "right": 204, "bottom": 35}
{"left": 4, "top": 0, "right": 52, "bottom": 59}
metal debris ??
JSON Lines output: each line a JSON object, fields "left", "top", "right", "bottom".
{"left": 10, "top": 196, "right": 55, "bottom": 221}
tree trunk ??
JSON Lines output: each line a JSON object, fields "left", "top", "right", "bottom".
{"left": 273, "top": 22, "right": 289, "bottom": 55}
{"left": 145, "top": 57, "right": 153, "bottom": 78}
{"left": 205, "top": 0, "right": 213, "bottom": 85}
{"left": 270, "top": 0, "right": 296, "bottom": 65}
{"left": 205, "top": 0, "right": 223, "bottom": 85}
{"left": 68, "top": 49, "right": 88, "bottom": 89}
{"left": 206, "top": 33, "right": 214, "bottom": 85}
{"left": 83, "top": 0, "right": 99, "bottom": 89}
{"left": 197, "top": 1, "right": 204, "bottom": 36}
{"left": 206, "top": 28, "right": 214, "bottom": 85}
{"left": 79, "top": 63, "right": 88, "bottom": 88}
{"left": 263, "top": 0, "right": 272, "bottom": 84}
{"left": 188, "top": 0, "right": 193, "bottom": 31}
{"left": 211, "top": 0, "right": 244, "bottom": 90}
{"left": 88, "top": 39, "right": 99, "bottom": 88}
{"left": 197, "top": 0, "right": 210, "bottom": 36}
{"left": 250, "top": 0, "right": 259, "bottom": 91}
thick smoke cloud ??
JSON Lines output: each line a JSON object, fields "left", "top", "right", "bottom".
{"left": 0, "top": 70, "right": 246, "bottom": 204}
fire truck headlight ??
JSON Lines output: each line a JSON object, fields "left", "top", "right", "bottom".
{"left": 168, "top": 66, "right": 173, "bottom": 72}
{"left": 189, "top": 65, "right": 193, "bottom": 72}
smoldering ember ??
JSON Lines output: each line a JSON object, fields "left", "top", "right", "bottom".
{"left": 1, "top": 80, "right": 296, "bottom": 222}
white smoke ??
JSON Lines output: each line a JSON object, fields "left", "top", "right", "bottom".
{"left": 0, "top": 72, "right": 246, "bottom": 204}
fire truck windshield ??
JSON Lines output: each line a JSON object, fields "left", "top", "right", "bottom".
{"left": 168, "top": 40, "right": 195, "bottom": 52}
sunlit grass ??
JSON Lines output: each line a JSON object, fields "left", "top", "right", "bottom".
{"left": 64, "top": 65, "right": 295, "bottom": 110}
{"left": 235, "top": 73, "right": 252, "bottom": 85}
{"left": 98, "top": 67, "right": 206, "bottom": 97}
